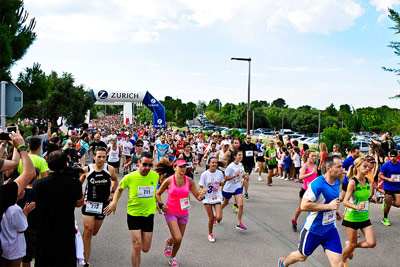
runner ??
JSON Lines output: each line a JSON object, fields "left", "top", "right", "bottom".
{"left": 104, "top": 151, "right": 159, "bottom": 267}
{"left": 238, "top": 134, "right": 257, "bottom": 199}
{"left": 198, "top": 157, "right": 224, "bottom": 242}
{"left": 122, "top": 136, "right": 134, "bottom": 175}
{"left": 203, "top": 142, "right": 217, "bottom": 169}
{"left": 154, "top": 135, "right": 170, "bottom": 163}
{"left": 196, "top": 138, "right": 205, "bottom": 167}
{"left": 155, "top": 159, "right": 205, "bottom": 267}
{"left": 80, "top": 147, "right": 118, "bottom": 267}
{"left": 265, "top": 140, "right": 278, "bottom": 186}
{"left": 215, "top": 141, "right": 229, "bottom": 172}
{"left": 221, "top": 149, "right": 248, "bottom": 231}
{"left": 106, "top": 138, "right": 121, "bottom": 173}
{"left": 342, "top": 156, "right": 376, "bottom": 267}
{"left": 291, "top": 149, "right": 318, "bottom": 232}
{"left": 340, "top": 146, "right": 360, "bottom": 202}
{"left": 178, "top": 142, "right": 197, "bottom": 179}
{"left": 278, "top": 155, "right": 344, "bottom": 267}
{"left": 379, "top": 149, "right": 400, "bottom": 226}
{"left": 125, "top": 139, "right": 145, "bottom": 172}
{"left": 256, "top": 137, "right": 266, "bottom": 181}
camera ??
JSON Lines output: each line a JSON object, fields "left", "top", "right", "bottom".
{"left": 65, "top": 165, "right": 84, "bottom": 179}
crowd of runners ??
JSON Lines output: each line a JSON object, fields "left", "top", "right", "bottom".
{"left": 1, "top": 114, "right": 399, "bottom": 267}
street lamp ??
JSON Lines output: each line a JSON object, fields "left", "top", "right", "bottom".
{"left": 231, "top": 57, "right": 251, "bottom": 134}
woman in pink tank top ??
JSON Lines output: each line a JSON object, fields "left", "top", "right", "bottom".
{"left": 155, "top": 159, "right": 205, "bottom": 267}
{"left": 291, "top": 149, "right": 317, "bottom": 232}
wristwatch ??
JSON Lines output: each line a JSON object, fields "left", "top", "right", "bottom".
{"left": 17, "top": 145, "right": 27, "bottom": 153}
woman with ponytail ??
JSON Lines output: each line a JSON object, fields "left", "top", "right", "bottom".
{"left": 342, "top": 156, "right": 376, "bottom": 267}
{"left": 291, "top": 149, "right": 318, "bottom": 232}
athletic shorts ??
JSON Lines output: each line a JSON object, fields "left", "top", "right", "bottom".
{"left": 164, "top": 212, "right": 189, "bottom": 225}
{"left": 299, "top": 188, "right": 306, "bottom": 198}
{"left": 222, "top": 187, "right": 243, "bottom": 200}
{"left": 123, "top": 155, "right": 131, "bottom": 159}
{"left": 298, "top": 228, "right": 342, "bottom": 256}
{"left": 22, "top": 228, "right": 37, "bottom": 263}
{"left": 127, "top": 214, "right": 155, "bottom": 232}
{"left": 342, "top": 182, "right": 348, "bottom": 192}
{"left": 81, "top": 201, "right": 109, "bottom": 220}
{"left": 285, "top": 168, "right": 291, "bottom": 174}
{"left": 168, "top": 155, "right": 175, "bottom": 161}
{"left": 108, "top": 161, "right": 119, "bottom": 169}
{"left": 267, "top": 164, "right": 277, "bottom": 170}
{"left": 243, "top": 164, "right": 253, "bottom": 175}
{"left": 385, "top": 189, "right": 400, "bottom": 195}
{"left": 295, "top": 167, "right": 300, "bottom": 175}
{"left": 342, "top": 219, "right": 371, "bottom": 230}
{"left": 256, "top": 156, "right": 265, "bottom": 162}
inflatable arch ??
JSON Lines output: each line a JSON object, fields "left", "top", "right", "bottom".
{"left": 89, "top": 89, "right": 166, "bottom": 129}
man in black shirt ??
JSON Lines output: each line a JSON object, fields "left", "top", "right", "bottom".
{"left": 238, "top": 135, "right": 258, "bottom": 199}
{"left": 32, "top": 151, "right": 84, "bottom": 266}
{"left": 88, "top": 134, "right": 107, "bottom": 154}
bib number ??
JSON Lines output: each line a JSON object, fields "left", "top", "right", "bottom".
{"left": 258, "top": 152, "right": 263, "bottom": 157}
{"left": 245, "top": 151, "right": 253, "bottom": 157}
{"left": 322, "top": 211, "right": 335, "bottom": 225}
{"left": 391, "top": 174, "right": 400, "bottom": 182}
{"left": 209, "top": 194, "right": 221, "bottom": 204}
{"left": 187, "top": 162, "right": 193, "bottom": 168}
{"left": 86, "top": 201, "right": 103, "bottom": 214}
{"left": 270, "top": 152, "right": 276, "bottom": 157}
{"left": 180, "top": 198, "right": 191, "bottom": 210}
{"left": 138, "top": 186, "right": 154, "bottom": 198}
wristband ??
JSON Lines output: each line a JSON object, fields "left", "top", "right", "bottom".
{"left": 17, "top": 144, "right": 25, "bottom": 149}
{"left": 111, "top": 190, "right": 115, "bottom": 194}
{"left": 158, "top": 202, "right": 164, "bottom": 209}
{"left": 17, "top": 145, "right": 27, "bottom": 153}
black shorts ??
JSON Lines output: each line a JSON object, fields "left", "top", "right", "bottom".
{"left": 256, "top": 156, "right": 265, "bottom": 162}
{"left": 385, "top": 190, "right": 400, "bottom": 196}
{"left": 295, "top": 167, "right": 300, "bottom": 175}
{"left": 299, "top": 188, "right": 306, "bottom": 198}
{"left": 342, "top": 219, "right": 371, "bottom": 230}
{"left": 244, "top": 164, "right": 253, "bottom": 175}
{"left": 267, "top": 164, "right": 277, "bottom": 170}
{"left": 285, "top": 168, "right": 291, "bottom": 174}
{"left": 127, "top": 214, "right": 155, "bottom": 232}
{"left": 123, "top": 155, "right": 131, "bottom": 159}
{"left": 82, "top": 201, "right": 109, "bottom": 220}
{"left": 108, "top": 161, "right": 120, "bottom": 169}
{"left": 342, "top": 182, "right": 348, "bottom": 191}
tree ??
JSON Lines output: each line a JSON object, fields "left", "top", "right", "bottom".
{"left": 207, "top": 99, "right": 222, "bottom": 112}
{"left": 38, "top": 71, "right": 94, "bottom": 127}
{"left": 271, "top": 98, "right": 286, "bottom": 108}
{"left": 383, "top": 8, "right": 400, "bottom": 98}
{"left": 320, "top": 125, "right": 352, "bottom": 155}
{"left": 324, "top": 103, "right": 338, "bottom": 117}
{"left": 0, "top": 0, "right": 36, "bottom": 80}
{"left": 16, "top": 63, "right": 50, "bottom": 119}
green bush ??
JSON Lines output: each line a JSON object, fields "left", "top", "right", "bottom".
{"left": 320, "top": 124, "right": 352, "bottom": 156}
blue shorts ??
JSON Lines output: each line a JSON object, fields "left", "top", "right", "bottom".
{"left": 222, "top": 187, "right": 243, "bottom": 200}
{"left": 298, "top": 228, "right": 342, "bottom": 256}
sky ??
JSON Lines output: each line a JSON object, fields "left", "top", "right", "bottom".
{"left": 10, "top": 0, "right": 400, "bottom": 110}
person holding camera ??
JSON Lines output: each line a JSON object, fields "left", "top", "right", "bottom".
{"left": 79, "top": 147, "right": 118, "bottom": 267}
{"left": 31, "top": 150, "right": 84, "bottom": 266}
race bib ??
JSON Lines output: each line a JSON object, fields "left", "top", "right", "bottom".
{"left": 356, "top": 201, "right": 369, "bottom": 212}
{"left": 187, "top": 162, "right": 193, "bottom": 168}
{"left": 258, "top": 152, "right": 263, "bottom": 157}
{"left": 110, "top": 152, "right": 118, "bottom": 159}
{"left": 245, "top": 151, "right": 253, "bottom": 157}
{"left": 180, "top": 198, "right": 191, "bottom": 210}
{"left": 123, "top": 147, "right": 130, "bottom": 153}
{"left": 86, "top": 201, "right": 103, "bottom": 214}
{"left": 138, "top": 186, "right": 154, "bottom": 198}
{"left": 208, "top": 192, "right": 221, "bottom": 204}
{"left": 391, "top": 174, "right": 400, "bottom": 182}
{"left": 271, "top": 152, "right": 276, "bottom": 157}
{"left": 322, "top": 210, "right": 335, "bottom": 225}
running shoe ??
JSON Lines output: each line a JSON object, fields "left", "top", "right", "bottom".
{"left": 267, "top": 183, "right": 272, "bottom": 186}
{"left": 381, "top": 218, "right": 391, "bottom": 226}
{"left": 291, "top": 219, "right": 297, "bottom": 232}
{"left": 164, "top": 239, "right": 173, "bottom": 257}
{"left": 84, "top": 262, "right": 90, "bottom": 267}
{"left": 244, "top": 192, "right": 249, "bottom": 199}
{"left": 233, "top": 204, "right": 238, "bottom": 213}
{"left": 279, "top": 176, "right": 284, "bottom": 180}
{"left": 284, "top": 177, "right": 288, "bottom": 181}
{"left": 169, "top": 257, "right": 179, "bottom": 267}
{"left": 236, "top": 222, "right": 247, "bottom": 231}
{"left": 208, "top": 233, "right": 215, "bottom": 243}
{"left": 258, "top": 176, "right": 263, "bottom": 181}
{"left": 278, "top": 257, "right": 285, "bottom": 267}
{"left": 382, "top": 198, "right": 386, "bottom": 211}
{"left": 344, "top": 260, "right": 348, "bottom": 267}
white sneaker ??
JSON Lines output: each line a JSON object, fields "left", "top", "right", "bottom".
{"left": 258, "top": 176, "right": 262, "bottom": 181}
{"left": 208, "top": 233, "right": 215, "bottom": 243}
{"left": 279, "top": 176, "right": 284, "bottom": 180}
{"left": 284, "top": 177, "right": 289, "bottom": 181}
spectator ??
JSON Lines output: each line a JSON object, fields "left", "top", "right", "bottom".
{"left": 25, "top": 123, "right": 52, "bottom": 157}
{"left": 17, "top": 137, "right": 49, "bottom": 179}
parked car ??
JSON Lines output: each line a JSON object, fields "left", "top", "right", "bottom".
{"left": 352, "top": 140, "right": 370, "bottom": 153}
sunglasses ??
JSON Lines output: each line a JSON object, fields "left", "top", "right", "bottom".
{"left": 141, "top": 163, "right": 153, "bottom": 167}
{"left": 136, "top": 145, "right": 143, "bottom": 147}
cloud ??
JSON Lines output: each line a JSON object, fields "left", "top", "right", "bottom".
{"left": 370, "top": 0, "right": 400, "bottom": 22}
{"left": 24, "top": 0, "right": 366, "bottom": 43}
{"left": 351, "top": 58, "right": 366, "bottom": 64}
{"left": 265, "top": 66, "right": 343, "bottom": 73}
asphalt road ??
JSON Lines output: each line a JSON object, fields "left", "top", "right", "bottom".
{"left": 75, "top": 165, "right": 400, "bottom": 267}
